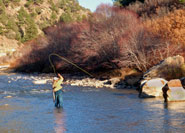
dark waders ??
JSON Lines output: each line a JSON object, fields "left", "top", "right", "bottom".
{"left": 54, "top": 89, "right": 63, "bottom": 108}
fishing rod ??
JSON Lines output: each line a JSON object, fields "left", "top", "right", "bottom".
{"left": 49, "top": 53, "right": 94, "bottom": 77}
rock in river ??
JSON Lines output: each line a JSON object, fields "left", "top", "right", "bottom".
{"left": 139, "top": 78, "right": 168, "bottom": 98}
{"left": 163, "top": 79, "right": 185, "bottom": 102}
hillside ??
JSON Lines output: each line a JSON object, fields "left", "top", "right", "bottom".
{"left": 1, "top": 1, "right": 184, "bottom": 74}
{"left": 0, "top": 0, "right": 90, "bottom": 65}
{"left": 0, "top": 0, "right": 89, "bottom": 56}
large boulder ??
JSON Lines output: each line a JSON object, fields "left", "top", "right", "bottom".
{"left": 163, "top": 79, "right": 185, "bottom": 102}
{"left": 143, "top": 55, "right": 185, "bottom": 80}
{"left": 139, "top": 78, "right": 168, "bottom": 98}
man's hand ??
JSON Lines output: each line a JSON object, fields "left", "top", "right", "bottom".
{"left": 57, "top": 73, "right": 64, "bottom": 80}
{"left": 57, "top": 73, "right": 61, "bottom": 77}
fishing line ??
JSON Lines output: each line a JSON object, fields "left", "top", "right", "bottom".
{"left": 49, "top": 53, "right": 94, "bottom": 77}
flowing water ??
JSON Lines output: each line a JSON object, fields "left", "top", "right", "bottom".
{"left": 0, "top": 73, "right": 185, "bottom": 133}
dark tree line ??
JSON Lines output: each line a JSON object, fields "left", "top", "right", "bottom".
{"left": 113, "top": 0, "right": 144, "bottom": 6}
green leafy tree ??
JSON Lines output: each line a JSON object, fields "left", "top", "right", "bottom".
{"left": 18, "top": 7, "right": 38, "bottom": 42}
{"left": 35, "top": 0, "right": 44, "bottom": 4}
{"left": 15, "top": 31, "right": 21, "bottom": 41}
{"left": 24, "top": 1, "right": 32, "bottom": 7}
{"left": 0, "top": 26, "right": 3, "bottom": 34}
{"left": 76, "top": 15, "right": 82, "bottom": 22}
{"left": 3, "top": 0, "right": 10, "bottom": 6}
{"left": 0, "top": 0, "right": 5, "bottom": 13}
{"left": 50, "top": 11, "right": 57, "bottom": 24}
{"left": 24, "top": 24, "right": 38, "bottom": 41}
{"left": 35, "top": 7, "right": 42, "bottom": 14}
{"left": 6, "top": 18, "right": 17, "bottom": 31}
{"left": 13, "top": 0, "right": 20, "bottom": 2}
{"left": 0, "top": 13, "right": 8, "bottom": 25}
{"left": 50, "top": 0, "right": 58, "bottom": 13}
{"left": 25, "top": 0, "right": 44, "bottom": 7}
{"left": 60, "top": 12, "right": 73, "bottom": 23}
{"left": 17, "top": 7, "right": 29, "bottom": 24}
{"left": 59, "top": 0, "right": 66, "bottom": 9}
{"left": 39, "top": 21, "right": 50, "bottom": 30}
{"left": 179, "top": 0, "right": 185, "bottom": 3}
{"left": 82, "top": 14, "right": 87, "bottom": 20}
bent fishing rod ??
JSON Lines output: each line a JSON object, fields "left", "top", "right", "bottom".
{"left": 49, "top": 53, "right": 94, "bottom": 78}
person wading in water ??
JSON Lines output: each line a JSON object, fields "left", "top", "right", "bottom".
{"left": 52, "top": 73, "right": 64, "bottom": 108}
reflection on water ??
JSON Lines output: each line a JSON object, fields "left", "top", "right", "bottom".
{"left": 53, "top": 108, "right": 66, "bottom": 133}
{"left": 163, "top": 102, "right": 185, "bottom": 131}
{"left": 164, "top": 102, "right": 185, "bottom": 112}
{"left": 141, "top": 98, "right": 185, "bottom": 132}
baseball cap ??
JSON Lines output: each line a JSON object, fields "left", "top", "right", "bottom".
{"left": 53, "top": 77, "right": 59, "bottom": 80}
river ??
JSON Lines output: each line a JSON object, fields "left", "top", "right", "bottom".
{"left": 0, "top": 73, "right": 185, "bottom": 133}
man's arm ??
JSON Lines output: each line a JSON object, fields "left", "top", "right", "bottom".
{"left": 57, "top": 73, "right": 65, "bottom": 92}
{"left": 57, "top": 73, "right": 64, "bottom": 81}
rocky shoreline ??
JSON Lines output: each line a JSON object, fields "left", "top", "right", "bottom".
{"left": 1, "top": 69, "right": 140, "bottom": 91}
{"left": 31, "top": 74, "right": 139, "bottom": 90}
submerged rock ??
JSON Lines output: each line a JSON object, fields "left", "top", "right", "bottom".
{"left": 139, "top": 78, "right": 168, "bottom": 98}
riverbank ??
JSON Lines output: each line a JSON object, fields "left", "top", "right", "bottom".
{"left": 0, "top": 64, "right": 142, "bottom": 90}
{"left": 3, "top": 72, "right": 138, "bottom": 90}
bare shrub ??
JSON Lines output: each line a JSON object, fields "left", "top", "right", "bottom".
{"left": 11, "top": 4, "right": 182, "bottom": 73}
{"left": 66, "top": 4, "right": 141, "bottom": 71}
{"left": 126, "top": 0, "right": 185, "bottom": 20}
{"left": 118, "top": 27, "right": 182, "bottom": 72}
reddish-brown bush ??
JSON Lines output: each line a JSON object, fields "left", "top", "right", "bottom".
{"left": 145, "top": 9, "right": 185, "bottom": 46}
{"left": 11, "top": 4, "right": 182, "bottom": 73}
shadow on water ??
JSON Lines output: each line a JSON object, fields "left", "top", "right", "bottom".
{"left": 162, "top": 102, "right": 185, "bottom": 132}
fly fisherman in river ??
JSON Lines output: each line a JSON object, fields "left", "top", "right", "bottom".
{"left": 52, "top": 73, "right": 64, "bottom": 108}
